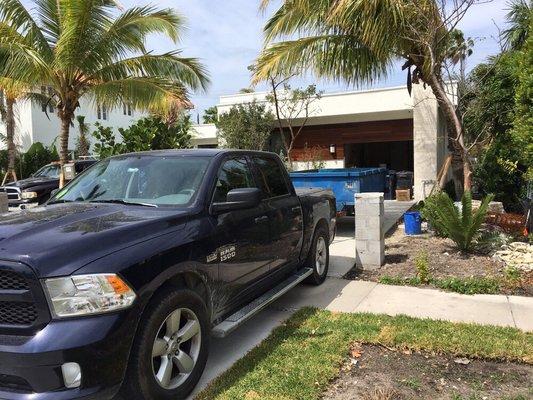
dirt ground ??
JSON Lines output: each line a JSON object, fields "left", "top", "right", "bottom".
{"left": 345, "top": 227, "right": 533, "bottom": 296}
{"left": 322, "top": 344, "right": 532, "bottom": 400}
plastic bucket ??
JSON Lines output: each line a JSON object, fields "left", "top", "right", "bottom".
{"left": 404, "top": 211, "right": 422, "bottom": 235}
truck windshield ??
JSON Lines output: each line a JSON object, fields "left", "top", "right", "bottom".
{"left": 32, "top": 164, "right": 61, "bottom": 179}
{"left": 51, "top": 155, "right": 211, "bottom": 207}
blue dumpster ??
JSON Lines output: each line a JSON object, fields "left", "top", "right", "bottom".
{"left": 290, "top": 168, "right": 386, "bottom": 213}
{"left": 404, "top": 211, "right": 422, "bottom": 235}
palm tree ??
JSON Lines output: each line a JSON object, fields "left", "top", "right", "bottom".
{"left": 75, "top": 115, "right": 90, "bottom": 157}
{"left": 254, "top": 0, "right": 476, "bottom": 191}
{"left": 0, "top": 79, "right": 25, "bottom": 184}
{"left": 503, "top": 0, "right": 532, "bottom": 50}
{"left": 0, "top": 0, "right": 209, "bottom": 186}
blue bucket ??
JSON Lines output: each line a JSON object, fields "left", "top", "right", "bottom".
{"left": 404, "top": 211, "right": 422, "bottom": 235}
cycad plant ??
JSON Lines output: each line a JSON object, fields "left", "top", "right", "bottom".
{"left": 0, "top": 0, "right": 209, "bottom": 186}
{"left": 425, "top": 191, "right": 494, "bottom": 252}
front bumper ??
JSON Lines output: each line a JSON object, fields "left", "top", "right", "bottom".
{"left": 0, "top": 309, "right": 139, "bottom": 400}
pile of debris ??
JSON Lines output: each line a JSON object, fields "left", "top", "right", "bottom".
{"left": 493, "top": 242, "right": 533, "bottom": 272}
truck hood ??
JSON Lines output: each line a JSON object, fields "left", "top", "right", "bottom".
{"left": 5, "top": 177, "right": 59, "bottom": 190}
{"left": 0, "top": 203, "right": 190, "bottom": 277}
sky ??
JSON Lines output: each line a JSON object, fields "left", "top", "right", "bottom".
{"left": 106, "top": 1, "right": 514, "bottom": 120}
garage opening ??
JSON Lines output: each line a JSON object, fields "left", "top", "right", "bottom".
{"left": 343, "top": 141, "right": 414, "bottom": 171}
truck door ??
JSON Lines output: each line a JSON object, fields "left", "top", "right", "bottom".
{"left": 210, "top": 157, "right": 272, "bottom": 301}
{"left": 251, "top": 155, "right": 304, "bottom": 272}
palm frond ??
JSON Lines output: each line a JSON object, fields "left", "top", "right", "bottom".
{"left": 254, "top": 34, "right": 391, "bottom": 85}
{"left": 88, "top": 52, "right": 209, "bottom": 92}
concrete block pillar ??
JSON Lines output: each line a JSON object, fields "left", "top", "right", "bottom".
{"left": 413, "top": 84, "right": 448, "bottom": 200}
{"left": 355, "top": 193, "right": 384, "bottom": 270}
{"left": 0, "top": 193, "right": 8, "bottom": 213}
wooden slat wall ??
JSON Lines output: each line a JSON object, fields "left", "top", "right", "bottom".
{"left": 289, "top": 119, "right": 413, "bottom": 161}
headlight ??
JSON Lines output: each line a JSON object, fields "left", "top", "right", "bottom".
{"left": 21, "top": 191, "right": 38, "bottom": 199}
{"left": 44, "top": 274, "right": 136, "bottom": 318}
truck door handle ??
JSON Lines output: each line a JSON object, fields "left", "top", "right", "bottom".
{"left": 291, "top": 206, "right": 301, "bottom": 213}
{"left": 255, "top": 216, "right": 268, "bottom": 223}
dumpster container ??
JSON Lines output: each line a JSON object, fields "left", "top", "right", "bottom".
{"left": 290, "top": 168, "right": 386, "bottom": 213}
{"left": 404, "top": 211, "right": 422, "bottom": 235}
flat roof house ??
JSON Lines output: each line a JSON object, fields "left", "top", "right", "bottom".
{"left": 192, "top": 83, "right": 454, "bottom": 200}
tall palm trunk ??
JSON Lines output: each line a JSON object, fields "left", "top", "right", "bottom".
{"left": 2, "top": 96, "right": 17, "bottom": 185}
{"left": 58, "top": 109, "right": 73, "bottom": 188}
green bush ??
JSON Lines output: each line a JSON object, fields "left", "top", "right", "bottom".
{"left": 423, "top": 191, "right": 494, "bottom": 251}
{"left": 415, "top": 251, "right": 431, "bottom": 284}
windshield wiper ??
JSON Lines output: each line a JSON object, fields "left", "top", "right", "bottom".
{"left": 90, "top": 199, "right": 158, "bottom": 208}
{"left": 47, "top": 199, "right": 74, "bottom": 205}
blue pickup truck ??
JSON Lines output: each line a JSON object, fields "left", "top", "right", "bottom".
{"left": 0, "top": 149, "right": 335, "bottom": 400}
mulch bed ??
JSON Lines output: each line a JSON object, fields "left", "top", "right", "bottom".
{"left": 344, "top": 227, "right": 533, "bottom": 296}
{"left": 323, "top": 344, "right": 532, "bottom": 400}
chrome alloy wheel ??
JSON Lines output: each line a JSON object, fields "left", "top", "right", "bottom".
{"left": 152, "top": 308, "right": 201, "bottom": 389}
{"left": 315, "top": 236, "right": 327, "bottom": 275}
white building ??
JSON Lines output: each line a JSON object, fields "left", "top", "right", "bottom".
{"left": 191, "top": 84, "right": 455, "bottom": 200}
{"left": 0, "top": 96, "right": 145, "bottom": 153}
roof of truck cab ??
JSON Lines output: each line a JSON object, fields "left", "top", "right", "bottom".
{"left": 115, "top": 149, "right": 278, "bottom": 158}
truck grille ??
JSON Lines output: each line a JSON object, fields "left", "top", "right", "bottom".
{"left": 0, "top": 187, "right": 21, "bottom": 201}
{"left": 0, "top": 270, "right": 29, "bottom": 290}
{"left": 0, "top": 302, "right": 37, "bottom": 325}
{"left": 0, "top": 264, "right": 50, "bottom": 333}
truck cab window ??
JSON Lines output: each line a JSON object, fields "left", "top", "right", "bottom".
{"left": 213, "top": 157, "right": 255, "bottom": 202}
{"left": 253, "top": 156, "right": 290, "bottom": 198}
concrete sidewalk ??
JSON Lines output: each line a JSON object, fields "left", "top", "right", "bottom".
{"left": 273, "top": 278, "right": 533, "bottom": 332}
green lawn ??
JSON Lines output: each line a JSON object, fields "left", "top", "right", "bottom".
{"left": 197, "top": 308, "right": 533, "bottom": 400}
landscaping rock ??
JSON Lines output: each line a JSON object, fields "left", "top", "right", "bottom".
{"left": 493, "top": 242, "right": 533, "bottom": 272}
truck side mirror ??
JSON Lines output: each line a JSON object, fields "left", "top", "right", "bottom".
{"left": 50, "top": 188, "right": 60, "bottom": 198}
{"left": 210, "top": 188, "right": 262, "bottom": 214}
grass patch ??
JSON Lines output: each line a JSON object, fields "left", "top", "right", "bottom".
{"left": 378, "top": 275, "right": 502, "bottom": 295}
{"left": 196, "top": 309, "right": 533, "bottom": 400}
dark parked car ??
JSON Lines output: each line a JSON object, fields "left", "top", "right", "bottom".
{"left": 0, "top": 149, "right": 336, "bottom": 400}
{"left": 0, "top": 159, "right": 96, "bottom": 208}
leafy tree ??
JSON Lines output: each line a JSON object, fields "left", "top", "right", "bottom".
{"left": 119, "top": 116, "right": 192, "bottom": 152}
{"left": 91, "top": 123, "right": 121, "bottom": 159}
{"left": 203, "top": 106, "right": 218, "bottom": 124}
{"left": 20, "top": 142, "right": 59, "bottom": 178}
{"left": 0, "top": 0, "right": 209, "bottom": 187}
{"left": 266, "top": 82, "right": 322, "bottom": 166}
{"left": 423, "top": 191, "right": 494, "bottom": 252}
{"left": 216, "top": 101, "right": 274, "bottom": 150}
{"left": 255, "top": 0, "right": 487, "bottom": 191}
{"left": 510, "top": 17, "right": 533, "bottom": 182}
{"left": 75, "top": 116, "right": 91, "bottom": 157}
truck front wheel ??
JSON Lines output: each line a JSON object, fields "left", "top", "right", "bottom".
{"left": 305, "top": 226, "right": 329, "bottom": 285}
{"left": 121, "top": 289, "right": 209, "bottom": 400}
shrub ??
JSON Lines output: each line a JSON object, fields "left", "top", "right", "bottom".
{"left": 423, "top": 191, "right": 494, "bottom": 251}
{"left": 414, "top": 252, "right": 430, "bottom": 284}
{"left": 433, "top": 276, "right": 500, "bottom": 295}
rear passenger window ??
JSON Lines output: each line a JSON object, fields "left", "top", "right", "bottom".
{"left": 253, "top": 157, "right": 290, "bottom": 198}
{"left": 213, "top": 157, "right": 255, "bottom": 202}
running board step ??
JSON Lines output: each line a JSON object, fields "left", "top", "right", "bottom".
{"left": 211, "top": 267, "right": 313, "bottom": 338}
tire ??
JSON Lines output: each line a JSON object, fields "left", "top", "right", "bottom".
{"left": 304, "top": 226, "right": 330, "bottom": 285}
{"left": 121, "top": 289, "right": 209, "bottom": 400}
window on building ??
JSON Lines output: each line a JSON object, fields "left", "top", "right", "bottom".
{"left": 97, "top": 104, "right": 108, "bottom": 120}
{"left": 123, "top": 103, "right": 133, "bottom": 116}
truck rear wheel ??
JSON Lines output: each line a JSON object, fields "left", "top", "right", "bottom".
{"left": 121, "top": 289, "right": 209, "bottom": 400}
{"left": 305, "top": 226, "right": 329, "bottom": 285}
